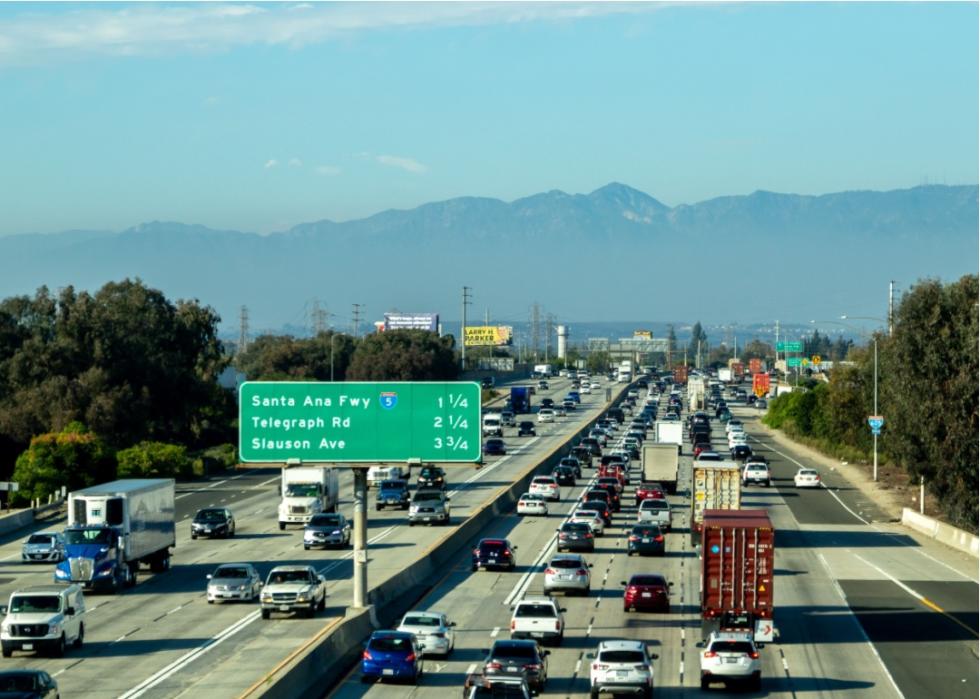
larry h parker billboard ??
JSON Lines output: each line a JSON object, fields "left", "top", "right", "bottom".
{"left": 383, "top": 313, "right": 439, "bottom": 332}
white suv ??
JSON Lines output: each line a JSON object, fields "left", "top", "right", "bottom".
{"left": 589, "top": 639, "right": 656, "bottom": 698}
{"left": 0, "top": 585, "right": 86, "bottom": 658}
{"left": 700, "top": 631, "right": 762, "bottom": 691}
{"left": 529, "top": 476, "right": 560, "bottom": 502}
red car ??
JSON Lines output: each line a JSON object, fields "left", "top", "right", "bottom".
{"left": 622, "top": 574, "right": 672, "bottom": 613}
{"left": 693, "top": 442, "right": 712, "bottom": 458}
{"left": 597, "top": 464, "right": 627, "bottom": 487}
{"left": 635, "top": 482, "right": 665, "bottom": 507}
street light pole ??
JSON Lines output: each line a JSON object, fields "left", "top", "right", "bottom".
{"left": 873, "top": 336, "right": 878, "bottom": 481}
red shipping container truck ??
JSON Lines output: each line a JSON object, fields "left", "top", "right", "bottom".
{"left": 700, "top": 509, "right": 776, "bottom": 643}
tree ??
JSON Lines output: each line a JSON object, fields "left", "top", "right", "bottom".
{"left": 586, "top": 350, "right": 611, "bottom": 374}
{"left": 347, "top": 330, "right": 458, "bottom": 381}
{"left": 117, "top": 441, "right": 191, "bottom": 478}
{"left": 12, "top": 422, "right": 114, "bottom": 503}
{"left": 235, "top": 331, "right": 357, "bottom": 381}
{"left": 666, "top": 325, "right": 677, "bottom": 366}
{"left": 880, "top": 276, "right": 979, "bottom": 531}
{"left": 688, "top": 322, "right": 708, "bottom": 365}
{"left": 741, "top": 340, "right": 774, "bottom": 363}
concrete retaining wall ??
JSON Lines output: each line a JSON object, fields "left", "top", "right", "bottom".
{"left": 0, "top": 509, "right": 34, "bottom": 537}
{"left": 248, "top": 386, "right": 628, "bottom": 698}
{"left": 902, "top": 508, "right": 979, "bottom": 558}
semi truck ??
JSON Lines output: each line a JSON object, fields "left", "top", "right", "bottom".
{"left": 510, "top": 386, "right": 532, "bottom": 414}
{"left": 641, "top": 443, "right": 679, "bottom": 494}
{"left": 700, "top": 509, "right": 775, "bottom": 643}
{"left": 533, "top": 363, "right": 554, "bottom": 377}
{"left": 689, "top": 462, "right": 742, "bottom": 546}
{"left": 278, "top": 464, "right": 339, "bottom": 530}
{"left": 55, "top": 479, "right": 176, "bottom": 592}
{"left": 654, "top": 421, "right": 684, "bottom": 454}
{"left": 688, "top": 376, "right": 707, "bottom": 411}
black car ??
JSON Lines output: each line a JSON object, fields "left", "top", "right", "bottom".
{"left": 0, "top": 670, "right": 59, "bottom": 698}
{"left": 484, "top": 438, "right": 507, "bottom": 456}
{"left": 556, "top": 521, "right": 594, "bottom": 552}
{"left": 627, "top": 524, "right": 666, "bottom": 556}
{"left": 191, "top": 508, "right": 235, "bottom": 539}
{"left": 592, "top": 483, "right": 622, "bottom": 511}
{"left": 482, "top": 640, "right": 549, "bottom": 693}
{"left": 540, "top": 397, "right": 555, "bottom": 409}
{"left": 606, "top": 408, "right": 625, "bottom": 424}
{"left": 417, "top": 466, "right": 447, "bottom": 490}
{"left": 375, "top": 479, "right": 410, "bottom": 511}
{"left": 552, "top": 466, "right": 576, "bottom": 486}
{"left": 731, "top": 444, "right": 753, "bottom": 461}
{"left": 579, "top": 438, "right": 602, "bottom": 457}
{"left": 570, "top": 446, "right": 592, "bottom": 468}
{"left": 472, "top": 538, "right": 518, "bottom": 571}
{"left": 558, "top": 456, "right": 582, "bottom": 478}
{"left": 755, "top": 398, "right": 768, "bottom": 409}
{"left": 584, "top": 489, "right": 615, "bottom": 514}
{"left": 577, "top": 500, "right": 612, "bottom": 525}
{"left": 481, "top": 377, "right": 495, "bottom": 389}
{"left": 517, "top": 421, "right": 536, "bottom": 437}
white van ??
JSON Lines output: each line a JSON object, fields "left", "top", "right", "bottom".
{"left": 366, "top": 465, "right": 404, "bottom": 488}
{"left": 482, "top": 414, "right": 503, "bottom": 437}
{"left": 0, "top": 584, "right": 86, "bottom": 657}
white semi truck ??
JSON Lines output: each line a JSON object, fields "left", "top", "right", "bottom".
{"left": 278, "top": 464, "right": 339, "bottom": 530}
{"left": 641, "top": 443, "right": 680, "bottom": 494}
{"left": 654, "top": 421, "right": 684, "bottom": 453}
{"left": 56, "top": 479, "right": 176, "bottom": 592}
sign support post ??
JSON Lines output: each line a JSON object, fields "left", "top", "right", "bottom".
{"left": 352, "top": 467, "right": 368, "bottom": 609}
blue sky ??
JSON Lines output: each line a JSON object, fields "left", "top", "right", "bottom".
{"left": 0, "top": 1, "right": 976, "bottom": 236}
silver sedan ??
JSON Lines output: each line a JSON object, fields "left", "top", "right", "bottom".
{"left": 543, "top": 554, "right": 592, "bottom": 596}
{"left": 207, "top": 563, "right": 262, "bottom": 603}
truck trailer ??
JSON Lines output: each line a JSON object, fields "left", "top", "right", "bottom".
{"left": 56, "top": 479, "right": 176, "bottom": 592}
{"left": 510, "top": 386, "right": 533, "bottom": 414}
{"left": 689, "top": 462, "right": 742, "bottom": 546}
{"left": 278, "top": 465, "right": 339, "bottom": 530}
{"left": 641, "top": 443, "right": 679, "bottom": 494}
{"left": 654, "top": 421, "right": 684, "bottom": 454}
{"left": 700, "top": 509, "right": 775, "bottom": 643}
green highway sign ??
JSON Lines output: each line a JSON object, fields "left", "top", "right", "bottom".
{"left": 777, "top": 342, "right": 803, "bottom": 352}
{"left": 786, "top": 357, "right": 802, "bottom": 367}
{"left": 239, "top": 381, "right": 482, "bottom": 463}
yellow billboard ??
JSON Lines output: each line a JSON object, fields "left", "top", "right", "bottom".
{"left": 464, "top": 325, "right": 513, "bottom": 347}
{"left": 633, "top": 330, "right": 653, "bottom": 339}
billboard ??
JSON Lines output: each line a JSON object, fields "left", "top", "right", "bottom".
{"left": 464, "top": 326, "right": 513, "bottom": 347}
{"left": 384, "top": 313, "right": 439, "bottom": 332}
{"left": 633, "top": 330, "right": 653, "bottom": 339}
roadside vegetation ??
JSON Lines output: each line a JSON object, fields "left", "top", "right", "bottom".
{"left": 763, "top": 275, "right": 978, "bottom": 532}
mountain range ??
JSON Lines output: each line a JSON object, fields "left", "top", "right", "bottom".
{"left": 2, "top": 183, "right": 976, "bottom": 334}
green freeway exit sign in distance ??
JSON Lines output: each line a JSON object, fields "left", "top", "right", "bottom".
{"left": 239, "top": 381, "right": 482, "bottom": 463}
{"left": 776, "top": 341, "right": 803, "bottom": 352}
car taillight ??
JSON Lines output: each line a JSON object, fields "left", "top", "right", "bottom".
{"left": 473, "top": 548, "right": 479, "bottom": 555}
{"left": 627, "top": 586, "right": 637, "bottom": 593}
{"left": 635, "top": 664, "right": 649, "bottom": 671}
{"left": 815, "top": 475, "right": 821, "bottom": 480}
{"left": 555, "top": 621, "right": 561, "bottom": 630}
{"left": 629, "top": 535, "right": 639, "bottom": 542}
{"left": 362, "top": 650, "right": 373, "bottom": 660}
{"left": 502, "top": 550, "right": 511, "bottom": 557}
{"left": 511, "top": 620, "right": 516, "bottom": 630}
{"left": 703, "top": 651, "right": 717, "bottom": 658}
{"left": 525, "top": 663, "right": 540, "bottom": 671}
{"left": 577, "top": 568, "right": 588, "bottom": 575}
{"left": 655, "top": 535, "right": 664, "bottom": 542}
{"left": 487, "top": 662, "right": 502, "bottom": 670}
{"left": 405, "top": 652, "right": 416, "bottom": 662}
{"left": 749, "top": 651, "right": 759, "bottom": 659}
{"left": 545, "top": 568, "right": 556, "bottom": 575}
{"left": 593, "top": 663, "right": 608, "bottom": 671}
{"left": 584, "top": 532, "right": 593, "bottom": 538}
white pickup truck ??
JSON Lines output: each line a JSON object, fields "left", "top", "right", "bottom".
{"left": 510, "top": 596, "right": 566, "bottom": 646}
{"left": 260, "top": 565, "right": 327, "bottom": 619}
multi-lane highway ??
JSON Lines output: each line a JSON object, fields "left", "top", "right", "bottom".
{"left": 323, "top": 386, "right": 978, "bottom": 698}
{"left": 0, "top": 376, "right": 614, "bottom": 697}
{"left": 0, "top": 374, "right": 976, "bottom": 698}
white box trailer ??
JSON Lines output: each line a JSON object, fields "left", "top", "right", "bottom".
{"left": 57, "top": 479, "right": 176, "bottom": 591}
{"left": 654, "top": 421, "right": 684, "bottom": 452}
{"left": 641, "top": 444, "right": 680, "bottom": 493}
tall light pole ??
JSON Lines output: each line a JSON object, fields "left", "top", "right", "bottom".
{"left": 841, "top": 315, "right": 887, "bottom": 482}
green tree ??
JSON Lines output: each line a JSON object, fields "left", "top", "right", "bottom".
{"left": 234, "top": 331, "right": 357, "bottom": 381}
{"left": 347, "top": 330, "right": 459, "bottom": 381}
{"left": 880, "top": 275, "right": 979, "bottom": 531}
{"left": 688, "top": 322, "right": 708, "bottom": 362}
{"left": 586, "top": 350, "right": 611, "bottom": 374}
{"left": 666, "top": 325, "right": 677, "bottom": 366}
{"left": 117, "top": 441, "right": 192, "bottom": 478}
{"left": 742, "top": 340, "right": 774, "bottom": 363}
{"left": 11, "top": 422, "right": 114, "bottom": 503}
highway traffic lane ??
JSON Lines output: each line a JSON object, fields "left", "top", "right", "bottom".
{"left": 117, "top": 382, "right": 623, "bottom": 698}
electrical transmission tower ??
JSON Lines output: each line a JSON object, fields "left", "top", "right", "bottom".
{"left": 531, "top": 303, "right": 541, "bottom": 360}
{"left": 352, "top": 303, "right": 362, "bottom": 338}
{"left": 238, "top": 306, "right": 249, "bottom": 354}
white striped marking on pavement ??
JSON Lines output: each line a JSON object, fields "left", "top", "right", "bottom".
{"left": 490, "top": 626, "right": 500, "bottom": 638}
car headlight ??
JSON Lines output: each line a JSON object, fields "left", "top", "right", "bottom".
{"left": 261, "top": 594, "right": 273, "bottom": 602}
{"left": 236, "top": 584, "right": 247, "bottom": 591}
{"left": 55, "top": 568, "right": 69, "bottom": 578}
{"left": 95, "top": 567, "right": 114, "bottom": 577}
{"left": 296, "top": 593, "right": 310, "bottom": 602}
{"left": 330, "top": 530, "right": 340, "bottom": 536}
{"left": 1, "top": 623, "right": 9, "bottom": 635}
{"left": 48, "top": 623, "right": 61, "bottom": 635}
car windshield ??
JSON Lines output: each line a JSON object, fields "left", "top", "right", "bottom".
{"left": 480, "top": 541, "right": 507, "bottom": 552}
{"left": 369, "top": 636, "right": 414, "bottom": 652}
{"left": 515, "top": 604, "right": 556, "bottom": 618}
{"left": 420, "top": 468, "right": 442, "bottom": 478}
{"left": 631, "top": 576, "right": 666, "bottom": 586}
{"left": 632, "top": 526, "right": 660, "bottom": 536}
{"left": 65, "top": 528, "right": 112, "bottom": 545}
{"left": 267, "top": 570, "right": 313, "bottom": 584}
{"left": 414, "top": 491, "right": 442, "bottom": 502}
{"left": 403, "top": 615, "right": 440, "bottom": 627}
{"left": 599, "top": 650, "right": 645, "bottom": 663}
{"left": 532, "top": 478, "right": 554, "bottom": 485}
{"left": 196, "top": 510, "right": 226, "bottom": 522}
{"left": 310, "top": 514, "right": 341, "bottom": 526}
{"left": 26, "top": 534, "right": 53, "bottom": 545}
{"left": 549, "top": 558, "right": 581, "bottom": 569}
{"left": 380, "top": 480, "right": 406, "bottom": 490}
{"left": 9, "top": 595, "right": 61, "bottom": 613}
{"left": 214, "top": 566, "right": 249, "bottom": 578}
{"left": 710, "top": 640, "right": 755, "bottom": 654}
{"left": 800, "top": 470, "right": 817, "bottom": 476}
{"left": 492, "top": 643, "right": 536, "bottom": 659}
{"left": 565, "top": 522, "right": 591, "bottom": 532}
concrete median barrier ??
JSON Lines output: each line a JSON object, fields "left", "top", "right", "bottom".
{"left": 902, "top": 507, "right": 979, "bottom": 558}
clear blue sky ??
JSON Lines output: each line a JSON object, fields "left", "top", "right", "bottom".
{"left": 0, "top": 1, "right": 976, "bottom": 236}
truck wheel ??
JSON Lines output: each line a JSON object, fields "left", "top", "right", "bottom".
{"left": 261, "top": 609, "right": 270, "bottom": 619}
{"left": 128, "top": 563, "right": 139, "bottom": 587}
{"left": 191, "top": 534, "right": 197, "bottom": 540}
{"left": 73, "top": 623, "right": 84, "bottom": 648}
{"left": 318, "top": 596, "right": 326, "bottom": 611}
{"left": 278, "top": 522, "right": 286, "bottom": 531}
{"left": 51, "top": 634, "right": 66, "bottom": 658}
{"left": 590, "top": 688, "right": 598, "bottom": 699}
{"left": 307, "top": 602, "right": 317, "bottom": 618}
{"left": 1, "top": 646, "right": 11, "bottom": 658}
{"left": 700, "top": 677, "right": 710, "bottom": 690}
{"left": 375, "top": 504, "right": 382, "bottom": 511}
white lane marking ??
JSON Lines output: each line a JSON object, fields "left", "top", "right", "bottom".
{"left": 782, "top": 656, "right": 789, "bottom": 671}
{"left": 586, "top": 623, "right": 593, "bottom": 636}
{"left": 117, "top": 526, "right": 394, "bottom": 697}
{"left": 258, "top": 476, "right": 280, "bottom": 487}
{"left": 817, "top": 553, "right": 906, "bottom": 699}
{"left": 208, "top": 480, "right": 227, "bottom": 489}
{"left": 754, "top": 436, "right": 978, "bottom": 582}
{"left": 679, "top": 661, "right": 684, "bottom": 678}
{"left": 490, "top": 626, "right": 500, "bottom": 638}
{"left": 0, "top": 554, "right": 18, "bottom": 561}
{"left": 466, "top": 663, "right": 477, "bottom": 675}
{"left": 574, "top": 659, "right": 582, "bottom": 674}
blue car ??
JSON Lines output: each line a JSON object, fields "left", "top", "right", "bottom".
{"left": 361, "top": 630, "right": 423, "bottom": 684}
{"left": 376, "top": 480, "right": 410, "bottom": 511}
{"left": 565, "top": 391, "right": 581, "bottom": 403}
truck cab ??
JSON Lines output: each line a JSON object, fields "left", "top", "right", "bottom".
{"left": 278, "top": 466, "right": 338, "bottom": 530}
{"left": 0, "top": 585, "right": 86, "bottom": 658}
